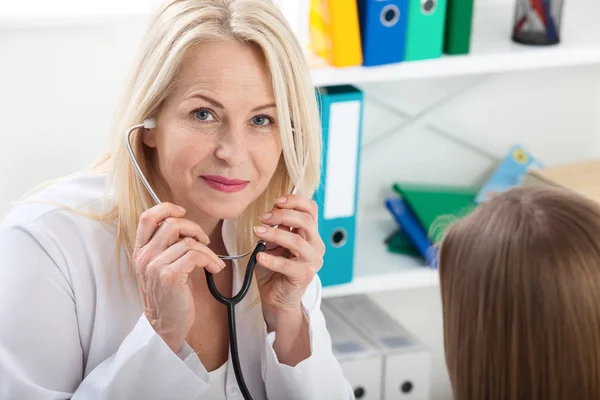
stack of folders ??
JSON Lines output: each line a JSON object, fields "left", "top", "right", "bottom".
{"left": 323, "top": 295, "right": 431, "bottom": 399}
{"left": 308, "top": 0, "right": 475, "bottom": 68}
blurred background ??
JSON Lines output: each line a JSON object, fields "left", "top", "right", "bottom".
{"left": 1, "top": 0, "right": 600, "bottom": 398}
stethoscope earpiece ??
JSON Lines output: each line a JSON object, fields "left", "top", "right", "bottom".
{"left": 143, "top": 118, "right": 157, "bottom": 129}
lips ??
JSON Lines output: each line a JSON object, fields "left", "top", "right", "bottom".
{"left": 200, "top": 175, "right": 249, "bottom": 193}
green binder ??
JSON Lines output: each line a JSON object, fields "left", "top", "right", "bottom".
{"left": 443, "top": 0, "right": 475, "bottom": 55}
{"left": 392, "top": 182, "right": 478, "bottom": 243}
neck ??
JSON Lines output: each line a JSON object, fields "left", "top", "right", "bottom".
{"left": 183, "top": 207, "right": 223, "bottom": 250}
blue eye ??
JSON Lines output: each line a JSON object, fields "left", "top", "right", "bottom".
{"left": 194, "top": 109, "right": 214, "bottom": 122}
{"left": 252, "top": 115, "right": 273, "bottom": 126}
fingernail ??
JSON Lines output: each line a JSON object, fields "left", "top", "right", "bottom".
{"left": 177, "top": 206, "right": 186, "bottom": 213}
{"left": 220, "top": 259, "right": 226, "bottom": 267}
{"left": 259, "top": 212, "right": 272, "bottom": 221}
{"left": 274, "top": 196, "right": 286, "bottom": 204}
{"left": 254, "top": 226, "right": 267, "bottom": 234}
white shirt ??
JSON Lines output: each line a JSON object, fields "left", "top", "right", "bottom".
{"left": 205, "top": 363, "right": 227, "bottom": 399}
{"left": 0, "top": 172, "right": 354, "bottom": 400}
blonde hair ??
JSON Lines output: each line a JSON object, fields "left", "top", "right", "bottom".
{"left": 40, "top": 0, "right": 321, "bottom": 298}
{"left": 438, "top": 186, "right": 600, "bottom": 400}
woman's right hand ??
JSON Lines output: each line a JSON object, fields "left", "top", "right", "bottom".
{"left": 132, "top": 203, "right": 226, "bottom": 353}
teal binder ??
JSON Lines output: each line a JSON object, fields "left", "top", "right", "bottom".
{"left": 405, "top": 0, "right": 448, "bottom": 61}
{"left": 314, "top": 85, "right": 364, "bottom": 287}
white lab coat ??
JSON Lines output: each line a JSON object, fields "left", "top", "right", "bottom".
{"left": 0, "top": 172, "right": 354, "bottom": 400}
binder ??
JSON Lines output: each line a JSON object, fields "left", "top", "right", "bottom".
{"left": 357, "top": 0, "right": 409, "bottom": 66}
{"left": 443, "top": 0, "right": 475, "bottom": 54}
{"left": 405, "top": 0, "right": 448, "bottom": 61}
{"left": 309, "top": 0, "right": 363, "bottom": 67}
{"left": 322, "top": 302, "right": 383, "bottom": 399}
{"left": 314, "top": 85, "right": 364, "bottom": 287}
{"left": 325, "top": 295, "right": 431, "bottom": 400}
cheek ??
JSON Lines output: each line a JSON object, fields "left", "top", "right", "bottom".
{"left": 158, "top": 129, "right": 211, "bottom": 176}
{"left": 255, "top": 140, "right": 282, "bottom": 182}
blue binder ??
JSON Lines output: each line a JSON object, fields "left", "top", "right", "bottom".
{"left": 357, "top": 0, "right": 409, "bottom": 66}
{"left": 384, "top": 196, "right": 438, "bottom": 268}
{"left": 314, "top": 85, "right": 364, "bottom": 287}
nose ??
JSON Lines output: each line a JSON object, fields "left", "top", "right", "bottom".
{"left": 214, "top": 126, "right": 247, "bottom": 167}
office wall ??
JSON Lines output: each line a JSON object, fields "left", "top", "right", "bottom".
{"left": 1, "top": 16, "right": 599, "bottom": 400}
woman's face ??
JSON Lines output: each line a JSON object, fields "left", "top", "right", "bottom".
{"left": 144, "top": 39, "right": 283, "bottom": 221}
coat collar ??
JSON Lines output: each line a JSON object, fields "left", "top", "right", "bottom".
{"left": 221, "top": 218, "right": 238, "bottom": 257}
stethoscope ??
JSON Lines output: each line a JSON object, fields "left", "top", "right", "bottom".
{"left": 126, "top": 118, "right": 297, "bottom": 400}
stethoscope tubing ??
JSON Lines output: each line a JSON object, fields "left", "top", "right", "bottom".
{"left": 206, "top": 242, "right": 267, "bottom": 400}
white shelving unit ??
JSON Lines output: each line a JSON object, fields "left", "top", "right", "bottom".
{"left": 309, "top": 0, "right": 600, "bottom": 86}
{"left": 316, "top": 0, "right": 600, "bottom": 297}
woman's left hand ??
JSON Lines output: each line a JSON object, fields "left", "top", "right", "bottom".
{"left": 253, "top": 194, "right": 325, "bottom": 327}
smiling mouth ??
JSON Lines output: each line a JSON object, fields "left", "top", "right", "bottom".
{"left": 200, "top": 175, "right": 249, "bottom": 193}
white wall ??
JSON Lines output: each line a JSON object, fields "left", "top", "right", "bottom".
{"left": 1, "top": 8, "right": 600, "bottom": 400}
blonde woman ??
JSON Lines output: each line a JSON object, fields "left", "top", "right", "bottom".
{"left": 0, "top": 0, "right": 354, "bottom": 399}
{"left": 438, "top": 186, "right": 600, "bottom": 400}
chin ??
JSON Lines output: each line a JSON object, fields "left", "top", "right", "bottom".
{"left": 195, "top": 199, "right": 251, "bottom": 220}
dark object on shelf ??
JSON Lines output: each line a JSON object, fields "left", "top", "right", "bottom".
{"left": 512, "top": 0, "right": 564, "bottom": 45}
{"left": 443, "top": 0, "right": 475, "bottom": 55}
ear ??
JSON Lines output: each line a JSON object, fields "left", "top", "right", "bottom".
{"left": 141, "top": 127, "right": 157, "bottom": 148}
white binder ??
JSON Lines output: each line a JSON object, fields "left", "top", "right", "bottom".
{"left": 325, "top": 295, "right": 432, "bottom": 400}
{"left": 322, "top": 302, "right": 383, "bottom": 399}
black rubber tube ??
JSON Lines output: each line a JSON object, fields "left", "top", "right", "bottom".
{"left": 204, "top": 241, "right": 267, "bottom": 400}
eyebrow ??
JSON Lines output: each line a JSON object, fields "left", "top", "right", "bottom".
{"left": 186, "top": 93, "right": 276, "bottom": 113}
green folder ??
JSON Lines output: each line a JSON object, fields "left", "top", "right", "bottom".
{"left": 385, "top": 229, "right": 422, "bottom": 257}
{"left": 392, "top": 182, "right": 478, "bottom": 243}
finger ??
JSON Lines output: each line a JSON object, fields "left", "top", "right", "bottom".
{"left": 259, "top": 208, "right": 320, "bottom": 244}
{"left": 253, "top": 225, "right": 312, "bottom": 259}
{"left": 150, "top": 217, "right": 211, "bottom": 251}
{"left": 165, "top": 251, "right": 223, "bottom": 286}
{"left": 256, "top": 252, "right": 314, "bottom": 283}
{"left": 135, "top": 202, "right": 187, "bottom": 249}
{"left": 263, "top": 224, "right": 291, "bottom": 251}
{"left": 156, "top": 237, "right": 226, "bottom": 269}
{"left": 271, "top": 194, "right": 319, "bottom": 221}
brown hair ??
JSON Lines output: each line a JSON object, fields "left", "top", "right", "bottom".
{"left": 438, "top": 185, "right": 600, "bottom": 400}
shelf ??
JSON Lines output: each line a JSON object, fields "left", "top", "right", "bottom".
{"left": 322, "top": 213, "right": 439, "bottom": 298}
{"left": 4, "top": 0, "right": 599, "bottom": 83}
{"left": 309, "top": 0, "right": 600, "bottom": 86}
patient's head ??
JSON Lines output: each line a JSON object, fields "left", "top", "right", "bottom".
{"left": 438, "top": 186, "right": 600, "bottom": 400}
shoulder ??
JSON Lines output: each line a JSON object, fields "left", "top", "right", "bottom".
{"left": 0, "top": 172, "right": 118, "bottom": 271}
{"left": 2, "top": 172, "right": 113, "bottom": 228}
